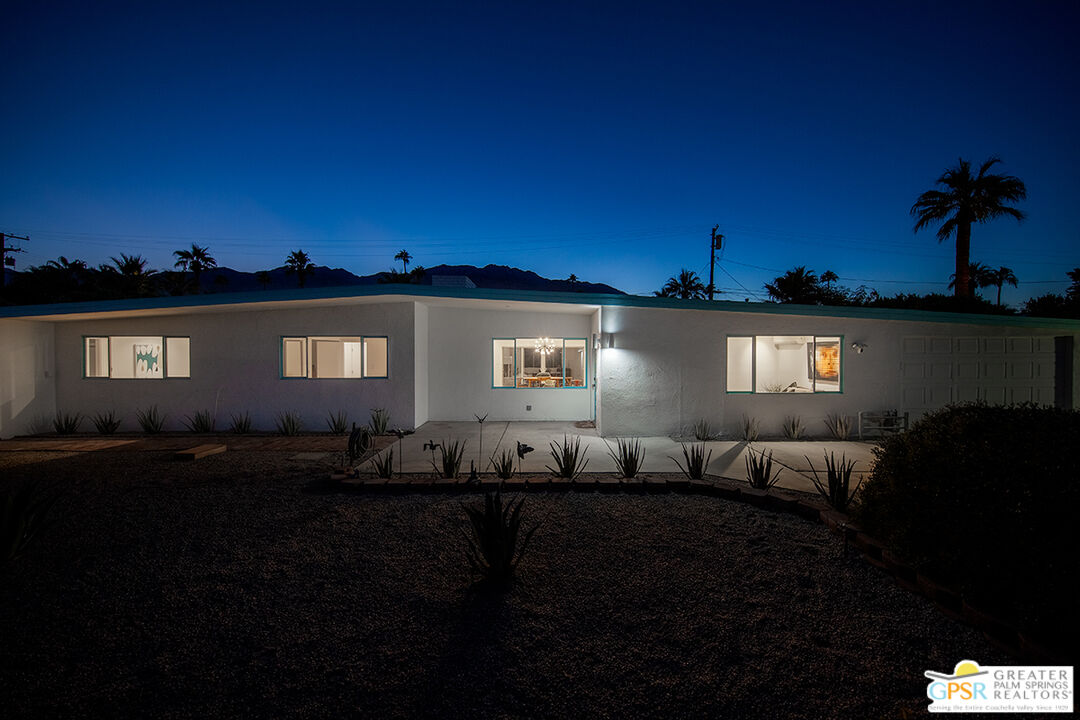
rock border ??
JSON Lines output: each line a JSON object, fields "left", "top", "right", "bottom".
{"left": 327, "top": 470, "right": 1067, "bottom": 664}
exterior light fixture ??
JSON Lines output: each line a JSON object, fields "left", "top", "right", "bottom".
{"left": 850, "top": 342, "right": 867, "bottom": 354}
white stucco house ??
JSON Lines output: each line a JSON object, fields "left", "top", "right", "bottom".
{"left": 1, "top": 285, "right": 1077, "bottom": 439}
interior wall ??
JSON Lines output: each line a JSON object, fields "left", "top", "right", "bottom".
{"left": 426, "top": 306, "right": 593, "bottom": 421}
{"left": 51, "top": 301, "right": 417, "bottom": 432}
{"left": 0, "top": 320, "right": 56, "bottom": 438}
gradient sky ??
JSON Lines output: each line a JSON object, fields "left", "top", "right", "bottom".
{"left": 2, "top": 1, "right": 1078, "bottom": 304}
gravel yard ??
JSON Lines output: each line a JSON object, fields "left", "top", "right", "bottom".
{"left": 1, "top": 449, "right": 1008, "bottom": 718}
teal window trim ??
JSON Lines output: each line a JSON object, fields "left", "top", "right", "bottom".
{"left": 724, "top": 335, "right": 755, "bottom": 394}
{"left": 492, "top": 337, "right": 516, "bottom": 389}
{"left": 281, "top": 335, "right": 388, "bottom": 380}
{"left": 82, "top": 335, "right": 188, "bottom": 380}
{"left": 491, "top": 337, "right": 588, "bottom": 390}
{"left": 82, "top": 335, "right": 110, "bottom": 379}
{"left": 280, "top": 336, "right": 308, "bottom": 379}
{"left": 362, "top": 335, "right": 389, "bottom": 379}
{"left": 812, "top": 334, "right": 844, "bottom": 394}
{"left": 727, "top": 334, "right": 844, "bottom": 395}
{"left": 163, "top": 336, "right": 192, "bottom": 380}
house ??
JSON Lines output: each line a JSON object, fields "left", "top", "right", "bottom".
{"left": 1, "top": 284, "right": 1077, "bottom": 439}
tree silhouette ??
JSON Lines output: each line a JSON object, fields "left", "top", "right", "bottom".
{"left": 394, "top": 249, "right": 412, "bottom": 274}
{"left": 983, "top": 266, "right": 1018, "bottom": 306}
{"left": 911, "top": 157, "right": 1026, "bottom": 298}
{"left": 655, "top": 269, "right": 706, "bottom": 299}
{"left": 284, "top": 249, "right": 315, "bottom": 288}
{"left": 820, "top": 270, "right": 838, "bottom": 288}
{"left": 765, "top": 266, "right": 821, "bottom": 304}
{"left": 102, "top": 254, "right": 157, "bottom": 297}
{"left": 947, "top": 262, "right": 991, "bottom": 295}
{"left": 173, "top": 243, "right": 217, "bottom": 293}
{"left": 256, "top": 270, "right": 271, "bottom": 290}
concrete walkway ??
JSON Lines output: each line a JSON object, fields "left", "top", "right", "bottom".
{"left": 375, "top": 421, "right": 878, "bottom": 495}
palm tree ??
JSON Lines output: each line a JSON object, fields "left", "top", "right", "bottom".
{"left": 256, "top": 270, "right": 271, "bottom": 290}
{"left": 104, "top": 254, "right": 157, "bottom": 297}
{"left": 947, "top": 262, "right": 991, "bottom": 295}
{"left": 394, "top": 250, "right": 412, "bottom": 274}
{"left": 284, "top": 249, "right": 315, "bottom": 288}
{"left": 765, "top": 266, "right": 821, "bottom": 304}
{"left": 911, "top": 156, "right": 1027, "bottom": 298}
{"left": 655, "top": 269, "right": 706, "bottom": 299}
{"left": 173, "top": 243, "right": 217, "bottom": 293}
{"left": 984, "top": 266, "right": 1018, "bottom": 306}
{"left": 820, "top": 270, "right": 838, "bottom": 288}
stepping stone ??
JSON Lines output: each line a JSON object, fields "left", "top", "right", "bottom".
{"left": 174, "top": 444, "right": 226, "bottom": 460}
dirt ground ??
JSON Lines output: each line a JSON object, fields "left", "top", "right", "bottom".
{"left": 0, "top": 448, "right": 1008, "bottom": 719}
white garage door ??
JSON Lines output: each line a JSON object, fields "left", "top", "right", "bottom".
{"left": 900, "top": 335, "right": 1056, "bottom": 417}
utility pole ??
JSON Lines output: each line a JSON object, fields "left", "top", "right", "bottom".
{"left": 708, "top": 225, "right": 723, "bottom": 301}
{"left": 1, "top": 232, "right": 30, "bottom": 289}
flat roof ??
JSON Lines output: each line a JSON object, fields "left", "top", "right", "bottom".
{"left": 1, "top": 283, "right": 1078, "bottom": 329}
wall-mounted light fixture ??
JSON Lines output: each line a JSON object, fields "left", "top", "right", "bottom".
{"left": 850, "top": 342, "right": 867, "bottom": 354}
{"left": 602, "top": 332, "right": 615, "bottom": 349}
{"left": 593, "top": 333, "right": 601, "bottom": 351}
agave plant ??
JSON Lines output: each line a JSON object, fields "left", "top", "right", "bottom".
{"left": 741, "top": 415, "right": 760, "bottom": 442}
{"left": 274, "top": 411, "right": 303, "bottom": 436}
{"left": 546, "top": 435, "right": 589, "bottom": 480}
{"left": 182, "top": 410, "right": 216, "bottom": 433}
{"left": 326, "top": 410, "right": 350, "bottom": 435}
{"left": 745, "top": 448, "right": 782, "bottom": 490}
{"left": 52, "top": 411, "right": 82, "bottom": 435}
{"left": 371, "top": 448, "right": 394, "bottom": 478}
{"left": 671, "top": 442, "right": 712, "bottom": 480}
{"left": 693, "top": 418, "right": 714, "bottom": 441}
{"left": 229, "top": 411, "right": 253, "bottom": 434}
{"left": 433, "top": 439, "right": 467, "bottom": 479}
{"left": 607, "top": 438, "right": 645, "bottom": 478}
{"left": 136, "top": 406, "right": 166, "bottom": 434}
{"left": 2, "top": 479, "right": 57, "bottom": 563}
{"left": 491, "top": 448, "right": 516, "bottom": 480}
{"left": 782, "top": 415, "right": 806, "bottom": 440}
{"left": 369, "top": 408, "right": 390, "bottom": 435}
{"left": 805, "top": 452, "right": 862, "bottom": 511}
{"left": 462, "top": 490, "right": 539, "bottom": 584}
{"left": 347, "top": 423, "right": 374, "bottom": 464}
{"left": 823, "top": 413, "right": 853, "bottom": 440}
{"left": 91, "top": 410, "right": 121, "bottom": 435}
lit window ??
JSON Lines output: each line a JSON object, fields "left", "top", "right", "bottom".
{"left": 83, "top": 336, "right": 190, "bottom": 379}
{"left": 726, "top": 335, "right": 842, "bottom": 393}
{"left": 281, "top": 336, "right": 388, "bottom": 379}
{"left": 491, "top": 338, "right": 587, "bottom": 388}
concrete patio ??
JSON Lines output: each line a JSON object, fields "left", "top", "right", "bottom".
{"left": 375, "top": 421, "right": 878, "bottom": 495}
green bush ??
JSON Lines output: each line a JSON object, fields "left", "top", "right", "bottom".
{"left": 857, "top": 402, "right": 1080, "bottom": 647}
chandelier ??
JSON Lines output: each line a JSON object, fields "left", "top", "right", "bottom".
{"left": 534, "top": 337, "right": 557, "bottom": 355}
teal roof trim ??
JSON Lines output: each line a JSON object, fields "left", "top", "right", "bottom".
{"left": 2, "top": 283, "right": 1078, "bottom": 330}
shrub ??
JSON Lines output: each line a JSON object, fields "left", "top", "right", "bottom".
{"left": 741, "top": 415, "right": 760, "bottom": 442}
{"left": 2, "top": 479, "right": 57, "bottom": 563}
{"left": 546, "top": 435, "right": 589, "bottom": 480}
{"left": 229, "top": 411, "right": 252, "bottom": 434}
{"left": 745, "top": 448, "right": 781, "bottom": 490}
{"left": 671, "top": 442, "right": 712, "bottom": 480}
{"left": 491, "top": 448, "right": 516, "bottom": 480}
{"left": 182, "top": 410, "right": 216, "bottom": 433}
{"left": 823, "top": 413, "right": 853, "bottom": 440}
{"left": 462, "top": 490, "right": 539, "bottom": 585}
{"left": 274, "top": 411, "right": 303, "bottom": 436}
{"left": 693, "top": 418, "right": 714, "bottom": 441}
{"left": 347, "top": 423, "right": 373, "bottom": 464}
{"left": 52, "top": 411, "right": 82, "bottom": 435}
{"left": 782, "top": 415, "right": 805, "bottom": 439}
{"left": 371, "top": 448, "right": 394, "bottom": 478}
{"left": 857, "top": 402, "right": 1080, "bottom": 647}
{"left": 805, "top": 452, "right": 860, "bottom": 511}
{"left": 91, "top": 410, "right": 121, "bottom": 435}
{"left": 326, "top": 410, "right": 349, "bottom": 435}
{"left": 369, "top": 408, "right": 390, "bottom": 435}
{"left": 433, "top": 439, "right": 467, "bottom": 479}
{"left": 608, "top": 438, "right": 645, "bottom": 478}
{"left": 136, "top": 406, "right": 165, "bottom": 434}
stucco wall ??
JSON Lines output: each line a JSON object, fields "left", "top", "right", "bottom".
{"left": 426, "top": 306, "right": 594, "bottom": 421}
{"left": 0, "top": 319, "right": 56, "bottom": 438}
{"left": 414, "top": 303, "right": 429, "bottom": 426}
{"left": 598, "top": 305, "right": 1076, "bottom": 438}
{"left": 51, "top": 301, "right": 419, "bottom": 432}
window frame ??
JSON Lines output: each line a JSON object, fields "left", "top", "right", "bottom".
{"left": 280, "top": 335, "right": 390, "bottom": 380}
{"left": 491, "top": 337, "right": 589, "bottom": 390}
{"left": 725, "top": 334, "right": 844, "bottom": 394}
{"left": 82, "top": 335, "right": 191, "bottom": 380}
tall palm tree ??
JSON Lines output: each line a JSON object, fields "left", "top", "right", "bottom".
{"left": 285, "top": 249, "right": 315, "bottom": 288}
{"left": 173, "top": 243, "right": 217, "bottom": 293}
{"left": 765, "top": 266, "right": 821, "bottom": 304}
{"left": 394, "top": 250, "right": 412, "bottom": 274}
{"left": 911, "top": 156, "right": 1027, "bottom": 298}
{"left": 655, "top": 269, "right": 706, "bottom": 299}
{"left": 820, "top": 270, "right": 838, "bottom": 288}
{"left": 984, "top": 266, "right": 1018, "bottom": 306}
{"left": 104, "top": 254, "right": 157, "bottom": 297}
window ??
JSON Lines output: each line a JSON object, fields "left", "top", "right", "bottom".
{"left": 83, "top": 336, "right": 190, "bottom": 379}
{"left": 492, "top": 337, "right": 587, "bottom": 388}
{"left": 281, "top": 336, "right": 388, "bottom": 379}
{"left": 726, "top": 335, "right": 842, "bottom": 393}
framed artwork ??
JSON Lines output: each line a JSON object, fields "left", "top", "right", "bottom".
{"left": 135, "top": 343, "right": 163, "bottom": 379}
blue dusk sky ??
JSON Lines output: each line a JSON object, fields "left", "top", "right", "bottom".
{"left": 2, "top": 1, "right": 1078, "bottom": 304}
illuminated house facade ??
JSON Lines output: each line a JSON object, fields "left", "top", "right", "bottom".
{"left": 1, "top": 286, "right": 1077, "bottom": 438}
